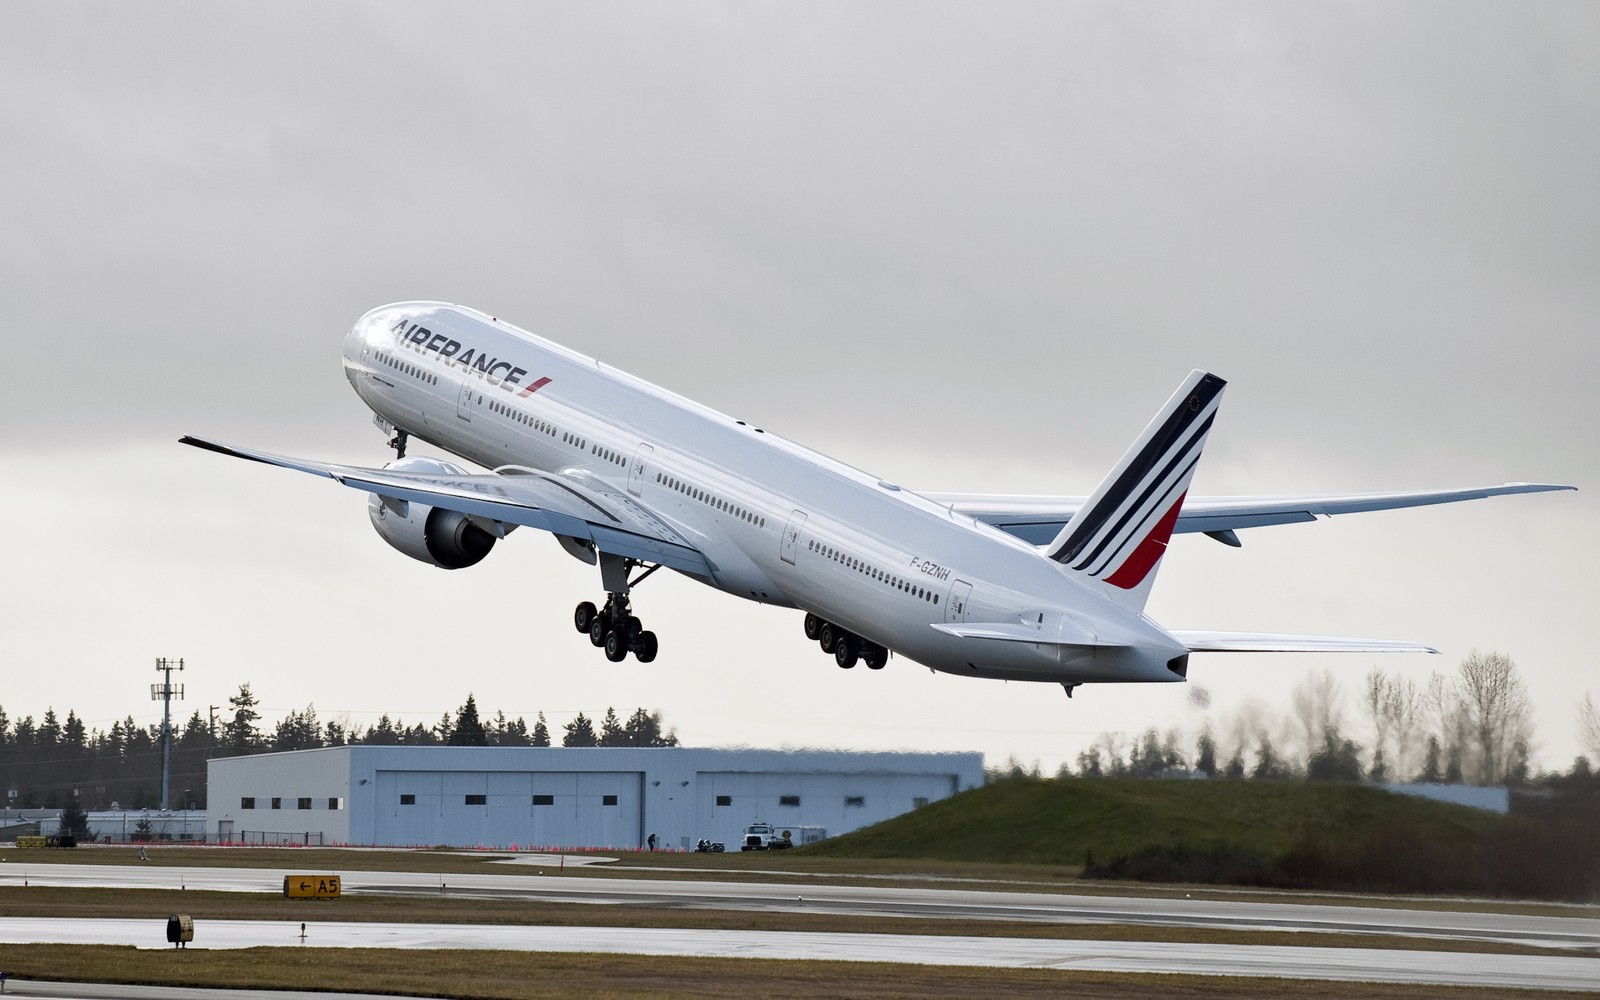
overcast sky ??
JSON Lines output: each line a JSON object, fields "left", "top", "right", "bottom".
{"left": 2, "top": 2, "right": 1595, "bottom": 776}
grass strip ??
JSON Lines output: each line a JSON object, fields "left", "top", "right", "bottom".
{"left": 2, "top": 944, "right": 1594, "bottom": 1000}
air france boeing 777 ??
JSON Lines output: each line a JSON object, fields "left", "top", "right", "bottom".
{"left": 182, "top": 302, "right": 1572, "bottom": 695}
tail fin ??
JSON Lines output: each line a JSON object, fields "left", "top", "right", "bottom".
{"left": 1044, "top": 369, "right": 1226, "bottom": 611}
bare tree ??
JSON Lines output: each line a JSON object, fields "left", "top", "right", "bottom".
{"left": 1455, "top": 650, "right": 1533, "bottom": 786}
{"left": 1364, "top": 669, "right": 1390, "bottom": 778}
{"left": 1383, "top": 675, "right": 1424, "bottom": 780}
{"left": 1577, "top": 693, "right": 1600, "bottom": 763}
{"left": 1291, "top": 669, "right": 1345, "bottom": 769}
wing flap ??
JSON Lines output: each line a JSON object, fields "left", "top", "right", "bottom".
{"left": 179, "top": 436, "right": 713, "bottom": 576}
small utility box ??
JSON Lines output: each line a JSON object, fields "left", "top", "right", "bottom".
{"left": 283, "top": 874, "right": 341, "bottom": 899}
{"left": 166, "top": 913, "right": 194, "bottom": 948}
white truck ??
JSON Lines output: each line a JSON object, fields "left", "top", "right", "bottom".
{"left": 739, "top": 821, "right": 793, "bottom": 851}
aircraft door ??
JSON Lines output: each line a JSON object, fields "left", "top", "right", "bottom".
{"left": 456, "top": 376, "right": 475, "bottom": 421}
{"left": 945, "top": 580, "right": 973, "bottom": 624}
{"left": 629, "top": 444, "right": 654, "bottom": 497}
{"left": 781, "top": 510, "right": 807, "bottom": 565}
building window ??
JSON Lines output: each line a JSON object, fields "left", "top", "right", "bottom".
{"left": 532, "top": 794, "right": 554, "bottom": 806}
{"left": 465, "top": 794, "right": 487, "bottom": 806}
{"left": 400, "top": 794, "right": 416, "bottom": 806}
{"left": 602, "top": 794, "right": 618, "bottom": 806}
{"left": 715, "top": 795, "right": 732, "bottom": 807}
{"left": 844, "top": 795, "right": 865, "bottom": 808}
{"left": 271, "top": 797, "right": 282, "bottom": 810}
{"left": 913, "top": 797, "right": 929, "bottom": 809}
{"left": 779, "top": 795, "right": 800, "bottom": 807}
{"left": 240, "top": 797, "right": 255, "bottom": 810}
{"left": 297, "top": 797, "right": 312, "bottom": 810}
{"left": 327, "top": 797, "right": 342, "bottom": 810}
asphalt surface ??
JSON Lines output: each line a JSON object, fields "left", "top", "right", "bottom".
{"left": 2, "top": 861, "right": 1597, "bottom": 992}
{"left": 7, "top": 861, "right": 1598, "bottom": 950}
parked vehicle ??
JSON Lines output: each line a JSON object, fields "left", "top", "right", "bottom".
{"left": 740, "top": 821, "right": 793, "bottom": 851}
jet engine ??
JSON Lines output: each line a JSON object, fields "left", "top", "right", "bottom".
{"left": 366, "top": 457, "right": 500, "bottom": 569}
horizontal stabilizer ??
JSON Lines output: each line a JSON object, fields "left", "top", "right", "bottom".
{"left": 1170, "top": 630, "right": 1438, "bottom": 654}
{"left": 927, "top": 482, "right": 1575, "bottom": 546}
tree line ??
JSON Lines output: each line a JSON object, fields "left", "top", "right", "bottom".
{"left": 1005, "top": 651, "right": 1600, "bottom": 787}
{"left": 0, "top": 686, "right": 676, "bottom": 812}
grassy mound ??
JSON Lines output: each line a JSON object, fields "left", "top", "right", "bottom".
{"left": 799, "top": 779, "right": 1599, "bottom": 901}
{"left": 802, "top": 778, "right": 1495, "bottom": 866}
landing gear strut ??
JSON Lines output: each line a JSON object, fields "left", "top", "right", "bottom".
{"left": 387, "top": 429, "right": 409, "bottom": 458}
{"left": 573, "top": 554, "right": 659, "bottom": 663}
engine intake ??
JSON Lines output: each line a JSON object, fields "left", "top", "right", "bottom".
{"left": 366, "top": 457, "right": 499, "bottom": 569}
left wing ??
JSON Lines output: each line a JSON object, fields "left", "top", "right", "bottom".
{"left": 924, "top": 483, "right": 1576, "bottom": 547}
{"left": 179, "top": 436, "right": 713, "bottom": 576}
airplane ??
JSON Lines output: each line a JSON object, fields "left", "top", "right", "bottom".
{"left": 181, "top": 302, "right": 1573, "bottom": 696}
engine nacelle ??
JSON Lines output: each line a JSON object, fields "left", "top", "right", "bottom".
{"left": 366, "top": 457, "right": 498, "bottom": 569}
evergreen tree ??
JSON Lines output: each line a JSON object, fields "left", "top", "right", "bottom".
{"left": 563, "top": 712, "right": 597, "bottom": 747}
{"left": 598, "top": 707, "right": 626, "bottom": 747}
{"left": 1307, "top": 729, "right": 1364, "bottom": 782}
{"left": 273, "top": 705, "right": 323, "bottom": 751}
{"left": 38, "top": 708, "right": 62, "bottom": 747}
{"left": 1075, "top": 744, "right": 1104, "bottom": 777}
{"left": 624, "top": 708, "right": 677, "bottom": 747}
{"left": 1419, "top": 735, "right": 1443, "bottom": 782}
{"left": 449, "top": 695, "right": 487, "bottom": 746}
{"left": 224, "top": 684, "right": 262, "bottom": 753}
{"left": 1195, "top": 728, "right": 1218, "bottom": 777}
{"left": 364, "top": 715, "right": 400, "bottom": 745}
{"left": 1223, "top": 751, "right": 1246, "bottom": 779}
{"left": 62, "top": 711, "right": 87, "bottom": 754}
{"left": 58, "top": 799, "right": 91, "bottom": 841}
{"left": 531, "top": 713, "right": 551, "bottom": 747}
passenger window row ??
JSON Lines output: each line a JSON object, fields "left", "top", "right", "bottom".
{"left": 376, "top": 350, "right": 438, "bottom": 386}
{"left": 808, "top": 539, "right": 939, "bottom": 604}
{"left": 655, "top": 472, "right": 766, "bottom": 528}
{"left": 591, "top": 443, "right": 627, "bottom": 468}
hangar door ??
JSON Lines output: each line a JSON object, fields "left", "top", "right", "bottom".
{"left": 376, "top": 769, "right": 643, "bottom": 850}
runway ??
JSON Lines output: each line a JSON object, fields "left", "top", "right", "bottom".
{"left": 3, "top": 861, "right": 1597, "bottom": 991}
{"left": 7, "top": 861, "right": 1598, "bottom": 950}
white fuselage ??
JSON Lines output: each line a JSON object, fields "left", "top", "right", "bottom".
{"left": 342, "top": 302, "right": 1188, "bottom": 684}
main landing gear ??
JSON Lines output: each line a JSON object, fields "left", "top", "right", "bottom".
{"left": 804, "top": 613, "right": 888, "bottom": 670}
{"left": 573, "top": 554, "right": 660, "bottom": 663}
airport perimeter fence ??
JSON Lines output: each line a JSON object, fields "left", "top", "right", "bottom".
{"left": 239, "top": 830, "right": 327, "bottom": 846}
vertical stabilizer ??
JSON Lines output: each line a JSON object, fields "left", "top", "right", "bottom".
{"left": 1045, "top": 370, "right": 1226, "bottom": 611}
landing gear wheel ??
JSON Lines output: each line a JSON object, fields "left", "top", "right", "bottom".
{"left": 636, "top": 631, "right": 659, "bottom": 663}
{"left": 818, "top": 623, "right": 838, "bottom": 655}
{"left": 604, "top": 630, "right": 629, "bottom": 662}
{"left": 864, "top": 644, "right": 888, "bottom": 670}
{"left": 574, "top": 602, "right": 598, "bottom": 634}
{"left": 803, "top": 613, "right": 822, "bottom": 641}
{"left": 589, "top": 616, "right": 608, "bottom": 647}
{"left": 834, "top": 635, "right": 858, "bottom": 669}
